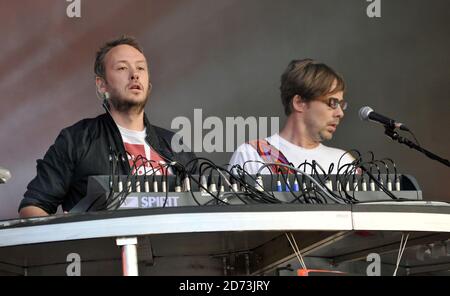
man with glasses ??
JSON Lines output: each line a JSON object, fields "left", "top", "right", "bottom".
{"left": 229, "top": 59, "right": 354, "bottom": 174}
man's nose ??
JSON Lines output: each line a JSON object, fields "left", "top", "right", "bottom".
{"left": 335, "top": 106, "right": 345, "bottom": 118}
{"left": 131, "top": 70, "right": 140, "bottom": 80}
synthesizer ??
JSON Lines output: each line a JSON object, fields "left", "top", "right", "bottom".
{"left": 70, "top": 174, "right": 422, "bottom": 213}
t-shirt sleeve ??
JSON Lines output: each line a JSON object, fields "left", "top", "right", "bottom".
{"left": 335, "top": 150, "right": 358, "bottom": 173}
{"left": 228, "top": 143, "right": 270, "bottom": 175}
{"left": 342, "top": 151, "right": 357, "bottom": 165}
{"left": 19, "top": 129, "right": 77, "bottom": 214}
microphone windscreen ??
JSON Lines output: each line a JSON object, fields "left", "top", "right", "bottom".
{"left": 0, "top": 167, "right": 11, "bottom": 184}
{"left": 359, "top": 106, "right": 373, "bottom": 121}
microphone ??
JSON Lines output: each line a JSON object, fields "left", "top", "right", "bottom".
{"left": 101, "top": 92, "right": 112, "bottom": 114}
{"left": 359, "top": 106, "right": 409, "bottom": 131}
{"left": 0, "top": 167, "right": 11, "bottom": 184}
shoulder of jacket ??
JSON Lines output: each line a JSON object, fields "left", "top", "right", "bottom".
{"left": 151, "top": 124, "right": 176, "bottom": 140}
{"left": 61, "top": 114, "right": 106, "bottom": 139}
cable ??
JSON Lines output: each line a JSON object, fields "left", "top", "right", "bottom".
{"left": 285, "top": 232, "right": 307, "bottom": 270}
{"left": 393, "top": 233, "right": 410, "bottom": 276}
{"left": 257, "top": 163, "right": 345, "bottom": 204}
{"left": 406, "top": 130, "right": 421, "bottom": 147}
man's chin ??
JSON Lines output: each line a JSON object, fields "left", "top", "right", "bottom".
{"left": 122, "top": 93, "right": 148, "bottom": 103}
{"left": 319, "top": 132, "right": 333, "bottom": 142}
{"left": 110, "top": 96, "right": 148, "bottom": 113}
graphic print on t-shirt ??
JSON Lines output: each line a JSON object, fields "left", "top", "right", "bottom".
{"left": 123, "top": 143, "right": 169, "bottom": 175}
{"left": 124, "top": 143, "right": 148, "bottom": 175}
{"left": 118, "top": 125, "right": 170, "bottom": 175}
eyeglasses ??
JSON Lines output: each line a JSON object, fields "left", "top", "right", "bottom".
{"left": 321, "top": 98, "right": 348, "bottom": 111}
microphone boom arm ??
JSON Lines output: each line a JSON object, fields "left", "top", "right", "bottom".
{"left": 384, "top": 126, "right": 450, "bottom": 168}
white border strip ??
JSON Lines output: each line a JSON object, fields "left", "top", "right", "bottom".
{"left": 352, "top": 212, "right": 450, "bottom": 232}
{"left": 0, "top": 211, "right": 352, "bottom": 247}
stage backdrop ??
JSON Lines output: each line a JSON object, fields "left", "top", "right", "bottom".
{"left": 0, "top": 0, "right": 449, "bottom": 219}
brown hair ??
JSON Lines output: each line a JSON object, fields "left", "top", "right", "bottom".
{"left": 94, "top": 35, "right": 144, "bottom": 80}
{"left": 280, "top": 59, "right": 346, "bottom": 115}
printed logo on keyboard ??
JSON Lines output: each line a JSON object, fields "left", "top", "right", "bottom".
{"left": 120, "top": 195, "right": 180, "bottom": 209}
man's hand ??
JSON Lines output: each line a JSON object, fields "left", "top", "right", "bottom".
{"left": 19, "top": 206, "right": 49, "bottom": 218}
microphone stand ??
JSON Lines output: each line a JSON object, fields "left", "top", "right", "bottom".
{"left": 384, "top": 126, "right": 450, "bottom": 168}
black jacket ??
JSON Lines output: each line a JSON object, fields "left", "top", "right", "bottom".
{"left": 19, "top": 113, "right": 197, "bottom": 214}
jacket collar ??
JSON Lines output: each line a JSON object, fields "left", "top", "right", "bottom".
{"left": 143, "top": 114, "right": 175, "bottom": 160}
{"left": 104, "top": 111, "right": 175, "bottom": 161}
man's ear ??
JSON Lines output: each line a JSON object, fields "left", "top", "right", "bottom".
{"left": 292, "top": 95, "right": 307, "bottom": 113}
{"left": 95, "top": 77, "right": 107, "bottom": 94}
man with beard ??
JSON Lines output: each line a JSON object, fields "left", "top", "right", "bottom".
{"left": 19, "top": 36, "right": 196, "bottom": 218}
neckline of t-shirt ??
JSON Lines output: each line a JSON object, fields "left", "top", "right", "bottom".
{"left": 117, "top": 124, "right": 147, "bottom": 138}
{"left": 268, "top": 134, "right": 324, "bottom": 153}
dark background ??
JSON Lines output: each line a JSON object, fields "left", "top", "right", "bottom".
{"left": 0, "top": 0, "right": 449, "bottom": 219}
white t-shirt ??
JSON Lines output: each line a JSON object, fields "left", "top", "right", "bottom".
{"left": 229, "top": 134, "right": 354, "bottom": 174}
{"left": 117, "top": 125, "right": 169, "bottom": 175}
